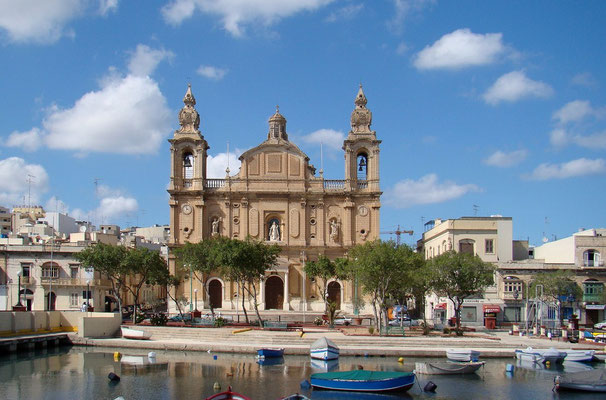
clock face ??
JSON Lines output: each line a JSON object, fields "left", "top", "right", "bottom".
{"left": 182, "top": 204, "right": 192, "bottom": 215}
{"left": 358, "top": 206, "right": 368, "bottom": 217}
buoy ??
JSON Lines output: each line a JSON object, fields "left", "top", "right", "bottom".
{"left": 148, "top": 351, "right": 156, "bottom": 358}
{"left": 423, "top": 381, "right": 437, "bottom": 392}
{"left": 546, "top": 361, "right": 551, "bottom": 366}
{"left": 398, "top": 357, "right": 404, "bottom": 363}
{"left": 505, "top": 364, "right": 514, "bottom": 373}
{"left": 213, "top": 355, "right": 218, "bottom": 360}
{"left": 108, "top": 372, "right": 120, "bottom": 382}
{"left": 300, "top": 380, "right": 311, "bottom": 389}
{"left": 113, "top": 352, "right": 121, "bottom": 361}
{"left": 213, "top": 382, "right": 221, "bottom": 391}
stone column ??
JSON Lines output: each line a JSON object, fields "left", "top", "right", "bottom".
{"left": 283, "top": 270, "right": 290, "bottom": 310}
{"left": 260, "top": 278, "right": 265, "bottom": 310}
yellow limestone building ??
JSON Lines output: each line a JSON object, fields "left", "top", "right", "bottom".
{"left": 167, "top": 85, "right": 381, "bottom": 314}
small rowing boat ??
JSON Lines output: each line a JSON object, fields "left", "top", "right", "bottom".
{"left": 310, "top": 370, "right": 415, "bottom": 392}
{"left": 120, "top": 326, "right": 152, "bottom": 340}
{"left": 415, "top": 361, "right": 485, "bottom": 375}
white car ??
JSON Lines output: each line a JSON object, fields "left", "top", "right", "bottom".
{"left": 595, "top": 320, "right": 606, "bottom": 330}
{"left": 333, "top": 316, "right": 352, "bottom": 326}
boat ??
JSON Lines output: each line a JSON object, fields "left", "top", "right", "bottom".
{"left": 205, "top": 386, "right": 251, "bottom": 400}
{"left": 555, "top": 369, "right": 606, "bottom": 392}
{"left": 515, "top": 347, "right": 566, "bottom": 364}
{"left": 446, "top": 348, "right": 480, "bottom": 362}
{"left": 415, "top": 361, "right": 485, "bottom": 375}
{"left": 594, "top": 354, "right": 606, "bottom": 362}
{"left": 310, "top": 337, "right": 339, "bottom": 360}
{"left": 121, "top": 326, "right": 152, "bottom": 340}
{"left": 256, "top": 356, "right": 284, "bottom": 366}
{"left": 310, "top": 358, "right": 339, "bottom": 372}
{"left": 279, "top": 394, "right": 311, "bottom": 400}
{"left": 257, "top": 348, "right": 284, "bottom": 358}
{"left": 564, "top": 349, "right": 595, "bottom": 362}
{"left": 310, "top": 370, "right": 416, "bottom": 392}
{"left": 120, "top": 355, "right": 168, "bottom": 373}
{"left": 563, "top": 361, "right": 594, "bottom": 373}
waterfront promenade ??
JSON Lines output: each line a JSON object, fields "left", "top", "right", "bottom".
{"left": 69, "top": 325, "right": 606, "bottom": 358}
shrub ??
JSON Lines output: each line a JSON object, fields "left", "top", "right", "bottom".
{"left": 314, "top": 317, "right": 323, "bottom": 326}
{"left": 214, "top": 317, "right": 227, "bottom": 328}
{"left": 368, "top": 326, "right": 375, "bottom": 335}
{"left": 135, "top": 311, "right": 146, "bottom": 324}
{"left": 442, "top": 327, "right": 451, "bottom": 335}
{"left": 150, "top": 313, "right": 168, "bottom": 326}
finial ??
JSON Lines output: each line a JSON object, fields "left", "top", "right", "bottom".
{"left": 276, "top": 105, "right": 280, "bottom": 113}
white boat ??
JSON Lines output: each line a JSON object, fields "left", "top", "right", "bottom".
{"left": 446, "top": 348, "right": 480, "bottom": 362}
{"left": 310, "top": 337, "right": 339, "bottom": 360}
{"left": 121, "top": 326, "right": 152, "bottom": 340}
{"left": 415, "top": 361, "right": 485, "bottom": 375}
{"left": 515, "top": 347, "right": 566, "bottom": 364}
{"left": 310, "top": 358, "right": 339, "bottom": 372}
{"left": 564, "top": 349, "right": 595, "bottom": 362}
{"left": 555, "top": 369, "right": 606, "bottom": 392}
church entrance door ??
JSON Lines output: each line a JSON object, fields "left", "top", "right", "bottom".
{"left": 209, "top": 280, "right": 222, "bottom": 309}
{"left": 327, "top": 281, "right": 341, "bottom": 310}
{"left": 265, "top": 276, "right": 283, "bottom": 310}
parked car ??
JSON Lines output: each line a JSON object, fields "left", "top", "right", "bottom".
{"left": 169, "top": 313, "right": 192, "bottom": 322}
{"left": 388, "top": 316, "right": 419, "bottom": 327}
{"left": 333, "top": 316, "right": 352, "bottom": 326}
{"left": 595, "top": 320, "right": 606, "bottom": 330}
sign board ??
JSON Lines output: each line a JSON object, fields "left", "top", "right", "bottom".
{"left": 586, "top": 304, "right": 605, "bottom": 310}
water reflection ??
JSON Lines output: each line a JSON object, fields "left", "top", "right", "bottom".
{"left": 0, "top": 347, "right": 605, "bottom": 399}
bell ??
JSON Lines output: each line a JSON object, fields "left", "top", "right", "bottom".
{"left": 183, "top": 156, "right": 192, "bottom": 167}
{"left": 358, "top": 157, "right": 367, "bottom": 171}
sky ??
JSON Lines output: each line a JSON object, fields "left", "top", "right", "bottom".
{"left": 0, "top": 0, "right": 605, "bottom": 248}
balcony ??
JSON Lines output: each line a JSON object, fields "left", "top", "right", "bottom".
{"left": 20, "top": 276, "right": 34, "bottom": 286}
{"left": 583, "top": 293, "right": 604, "bottom": 303}
{"left": 39, "top": 278, "right": 106, "bottom": 287}
{"left": 502, "top": 291, "right": 524, "bottom": 301}
{"left": 357, "top": 180, "right": 368, "bottom": 189}
{"left": 323, "top": 180, "right": 345, "bottom": 189}
{"left": 204, "top": 179, "right": 226, "bottom": 189}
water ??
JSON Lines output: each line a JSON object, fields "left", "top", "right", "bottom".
{"left": 0, "top": 346, "right": 604, "bottom": 399}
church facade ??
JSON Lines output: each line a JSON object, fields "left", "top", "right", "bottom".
{"left": 167, "top": 85, "right": 381, "bottom": 314}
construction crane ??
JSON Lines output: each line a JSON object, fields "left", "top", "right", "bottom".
{"left": 380, "top": 225, "right": 414, "bottom": 246}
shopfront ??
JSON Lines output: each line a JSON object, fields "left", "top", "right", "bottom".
{"left": 483, "top": 304, "right": 501, "bottom": 329}
{"left": 434, "top": 303, "right": 447, "bottom": 324}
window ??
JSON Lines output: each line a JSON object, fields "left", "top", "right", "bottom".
{"left": 503, "top": 306, "right": 521, "bottom": 322}
{"left": 70, "top": 266, "right": 79, "bottom": 279}
{"left": 584, "top": 281, "right": 604, "bottom": 295}
{"left": 460, "top": 306, "right": 477, "bottom": 322}
{"left": 21, "top": 264, "right": 31, "bottom": 277}
{"left": 70, "top": 293, "right": 79, "bottom": 307}
{"left": 583, "top": 249, "right": 601, "bottom": 267}
{"left": 459, "top": 239, "right": 475, "bottom": 254}
{"left": 503, "top": 276, "right": 523, "bottom": 293}
{"left": 42, "top": 265, "right": 59, "bottom": 278}
{"left": 485, "top": 239, "right": 494, "bottom": 254}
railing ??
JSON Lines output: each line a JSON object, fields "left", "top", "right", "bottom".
{"left": 583, "top": 293, "right": 603, "bottom": 303}
{"left": 204, "top": 179, "right": 226, "bottom": 189}
{"left": 357, "top": 180, "right": 368, "bottom": 189}
{"left": 21, "top": 276, "right": 33, "bottom": 285}
{"left": 323, "top": 180, "right": 345, "bottom": 189}
{"left": 502, "top": 291, "right": 524, "bottom": 300}
{"left": 39, "top": 278, "right": 104, "bottom": 286}
{"left": 583, "top": 261, "right": 604, "bottom": 267}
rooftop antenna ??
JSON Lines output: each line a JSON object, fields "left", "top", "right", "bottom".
{"left": 26, "top": 174, "right": 35, "bottom": 210}
{"left": 226, "top": 141, "right": 230, "bottom": 176}
{"left": 473, "top": 204, "right": 479, "bottom": 216}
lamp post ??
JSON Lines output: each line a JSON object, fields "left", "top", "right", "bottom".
{"left": 16, "top": 271, "right": 23, "bottom": 308}
{"left": 188, "top": 264, "right": 193, "bottom": 312}
{"left": 194, "top": 289, "right": 198, "bottom": 312}
{"left": 513, "top": 289, "right": 520, "bottom": 324}
{"left": 353, "top": 257, "right": 359, "bottom": 316}
{"left": 86, "top": 279, "right": 91, "bottom": 311}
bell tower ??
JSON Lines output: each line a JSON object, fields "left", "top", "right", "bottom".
{"left": 343, "top": 85, "right": 381, "bottom": 191}
{"left": 168, "top": 84, "right": 209, "bottom": 245}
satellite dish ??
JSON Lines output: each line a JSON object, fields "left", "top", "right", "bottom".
{"left": 80, "top": 225, "right": 88, "bottom": 233}
{"left": 542, "top": 236, "right": 549, "bottom": 243}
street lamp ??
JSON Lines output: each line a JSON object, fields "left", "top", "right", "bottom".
{"left": 86, "top": 279, "right": 91, "bottom": 311}
{"left": 16, "top": 270, "right": 23, "bottom": 308}
{"left": 194, "top": 289, "right": 198, "bottom": 312}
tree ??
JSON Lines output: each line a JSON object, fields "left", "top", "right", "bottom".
{"left": 427, "top": 251, "right": 495, "bottom": 334}
{"left": 304, "top": 255, "right": 350, "bottom": 316}
{"left": 529, "top": 270, "right": 582, "bottom": 326}
{"left": 215, "top": 237, "right": 280, "bottom": 327}
{"left": 348, "top": 240, "right": 422, "bottom": 334}
{"left": 75, "top": 243, "right": 128, "bottom": 315}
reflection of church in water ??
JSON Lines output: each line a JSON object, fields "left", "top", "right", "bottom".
{"left": 167, "top": 85, "right": 381, "bottom": 313}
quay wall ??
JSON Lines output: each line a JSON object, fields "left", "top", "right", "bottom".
{"left": 0, "top": 311, "right": 120, "bottom": 338}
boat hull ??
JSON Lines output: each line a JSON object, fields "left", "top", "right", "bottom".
{"left": 446, "top": 349, "right": 480, "bottom": 362}
{"left": 310, "top": 371, "right": 415, "bottom": 392}
{"left": 564, "top": 350, "right": 595, "bottom": 362}
{"left": 257, "top": 348, "right": 284, "bottom": 358}
{"left": 121, "top": 326, "right": 152, "bottom": 340}
{"left": 205, "top": 386, "right": 251, "bottom": 400}
{"left": 415, "top": 361, "right": 485, "bottom": 375}
{"left": 515, "top": 347, "right": 566, "bottom": 364}
{"left": 310, "top": 346, "right": 340, "bottom": 360}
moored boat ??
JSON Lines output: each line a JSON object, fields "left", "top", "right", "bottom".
{"left": 415, "top": 361, "right": 485, "bottom": 375}
{"left": 310, "top": 337, "right": 339, "bottom": 360}
{"left": 515, "top": 347, "right": 566, "bottom": 364}
{"left": 279, "top": 394, "right": 311, "bottom": 400}
{"left": 257, "top": 348, "right": 284, "bottom": 358}
{"left": 121, "top": 326, "right": 152, "bottom": 340}
{"left": 564, "top": 349, "right": 595, "bottom": 362}
{"left": 555, "top": 369, "right": 606, "bottom": 392}
{"left": 205, "top": 386, "right": 251, "bottom": 400}
{"left": 446, "top": 348, "right": 480, "bottom": 362}
{"left": 310, "top": 370, "right": 415, "bottom": 392}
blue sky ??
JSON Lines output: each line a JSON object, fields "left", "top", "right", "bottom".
{"left": 0, "top": 1, "right": 605, "bottom": 247}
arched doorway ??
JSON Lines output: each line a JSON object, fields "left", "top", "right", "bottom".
{"left": 327, "top": 281, "right": 341, "bottom": 310}
{"left": 265, "top": 276, "right": 284, "bottom": 310}
{"left": 45, "top": 292, "right": 56, "bottom": 311}
{"left": 208, "top": 280, "right": 223, "bottom": 309}
{"left": 20, "top": 289, "right": 34, "bottom": 311}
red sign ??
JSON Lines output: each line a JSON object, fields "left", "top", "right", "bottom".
{"left": 483, "top": 304, "right": 501, "bottom": 313}
{"left": 434, "top": 303, "right": 447, "bottom": 310}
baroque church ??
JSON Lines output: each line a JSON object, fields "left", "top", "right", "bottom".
{"left": 167, "top": 85, "right": 381, "bottom": 314}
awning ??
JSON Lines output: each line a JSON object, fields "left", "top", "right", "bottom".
{"left": 434, "top": 303, "right": 447, "bottom": 310}
{"left": 483, "top": 305, "right": 501, "bottom": 313}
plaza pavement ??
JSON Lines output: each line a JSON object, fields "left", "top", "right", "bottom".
{"left": 69, "top": 325, "right": 606, "bottom": 358}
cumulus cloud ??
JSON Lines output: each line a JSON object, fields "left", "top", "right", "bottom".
{"left": 413, "top": 28, "right": 506, "bottom": 70}
{"left": 5, "top": 128, "right": 44, "bottom": 152}
{"left": 0, "top": 157, "right": 49, "bottom": 206}
{"left": 97, "top": 196, "right": 138, "bottom": 221}
{"left": 525, "top": 158, "right": 606, "bottom": 180}
{"left": 161, "top": 0, "right": 334, "bottom": 37}
{"left": 207, "top": 151, "right": 242, "bottom": 178}
{"left": 99, "top": 0, "right": 119, "bottom": 15}
{"left": 388, "top": 0, "right": 434, "bottom": 34}
{"left": 483, "top": 70, "right": 553, "bottom": 105}
{"left": 384, "top": 173, "right": 480, "bottom": 208}
{"left": 550, "top": 100, "right": 606, "bottom": 149}
{"left": 552, "top": 100, "right": 605, "bottom": 125}
{"left": 300, "top": 129, "right": 345, "bottom": 152}
{"left": 325, "top": 3, "right": 363, "bottom": 22}
{"left": 484, "top": 149, "right": 528, "bottom": 167}
{"left": 128, "top": 44, "right": 174, "bottom": 77}
{"left": 197, "top": 65, "right": 228, "bottom": 80}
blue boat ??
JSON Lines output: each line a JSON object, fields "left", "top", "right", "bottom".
{"left": 310, "top": 370, "right": 416, "bottom": 392}
{"left": 257, "top": 348, "right": 284, "bottom": 358}
{"left": 256, "top": 356, "right": 284, "bottom": 366}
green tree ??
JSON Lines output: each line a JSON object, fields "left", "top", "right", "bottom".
{"left": 348, "top": 240, "right": 422, "bottom": 334}
{"left": 75, "top": 243, "right": 128, "bottom": 314}
{"left": 529, "top": 270, "right": 582, "bottom": 325}
{"left": 304, "top": 255, "right": 350, "bottom": 316}
{"left": 427, "top": 251, "right": 495, "bottom": 335}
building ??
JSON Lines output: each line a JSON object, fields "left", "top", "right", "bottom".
{"left": 0, "top": 206, "right": 10, "bottom": 236}
{"left": 168, "top": 85, "right": 381, "bottom": 314}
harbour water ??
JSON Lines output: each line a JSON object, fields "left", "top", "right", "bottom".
{"left": 1, "top": 346, "right": 604, "bottom": 399}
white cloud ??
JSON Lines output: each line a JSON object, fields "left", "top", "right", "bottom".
{"left": 483, "top": 70, "right": 553, "bottom": 105}
{"left": 550, "top": 100, "right": 606, "bottom": 149}
{"left": 197, "top": 65, "right": 228, "bottom": 80}
{"left": 44, "top": 196, "right": 71, "bottom": 215}
{"left": 526, "top": 158, "right": 606, "bottom": 180}
{"left": 549, "top": 128, "right": 569, "bottom": 147}
{"left": 127, "top": 44, "right": 174, "bottom": 77}
{"left": 161, "top": 0, "right": 334, "bottom": 37}
{"left": 571, "top": 72, "right": 598, "bottom": 88}
{"left": 484, "top": 149, "right": 528, "bottom": 167}
{"left": 0, "top": 0, "right": 85, "bottom": 44}
{"left": 300, "top": 129, "right": 345, "bottom": 152}
{"left": 207, "top": 151, "right": 242, "bottom": 178}
{"left": 385, "top": 173, "right": 479, "bottom": 208}
{"left": 388, "top": 0, "right": 434, "bottom": 34}
{"left": 325, "top": 3, "right": 363, "bottom": 22}
{"left": 5, "top": 128, "right": 44, "bottom": 152}
{"left": 553, "top": 100, "right": 593, "bottom": 124}
{"left": 413, "top": 28, "right": 506, "bottom": 70}
{"left": 97, "top": 196, "right": 138, "bottom": 220}
{"left": 43, "top": 74, "right": 171, "bottom": 155}
{"left": 0, "top": 157, "right": 49, "bottom": 206}
{"left": 99, "top": 0, "right": 119, "bottom": 16}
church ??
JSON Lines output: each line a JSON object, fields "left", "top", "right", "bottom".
{"left": 167, "top": 85, "right": 382, "bottom": 315}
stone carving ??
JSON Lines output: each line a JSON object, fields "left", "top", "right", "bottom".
{"left": 269, "top": 221, "right": 280, "bottom": 241}
{"left": 178, "top": 84, "right": 200, "bottom": 133}
{"left": 211, "top": 218, "right": 220, "bottom": 236}
{"left": 350, "top": 85, "right": 372, "bottom": 133}
{"left": 329, "top": 220, "right": 339, "bottom": 241}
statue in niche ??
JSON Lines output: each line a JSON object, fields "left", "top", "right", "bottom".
{"left": 269, "top": 221, "right": 280, "bottom": 241}
{"left": 329, "top": 220, "right": 339, "bottom": 241}
{"left": 447, "top": 238, "right": 453, "bottom": 251}
{"left": 211, "top": 218, "right": 220, "bottom": 236}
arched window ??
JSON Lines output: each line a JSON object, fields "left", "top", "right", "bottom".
{"left": 183, "top": 152, "right": 194, "bottom": 187}
{"left": 583, "top": 249, "right": 601, "bottom": 267}
{"left": 503, "top": 276, "right": 523, "bottom": 298}
{"left": 459, "top": 239, "right": 475, "bottom": 254}
{"left": 357, "top": 152, "right": 368, "bottom": 181}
